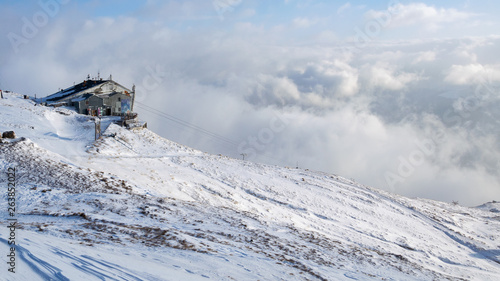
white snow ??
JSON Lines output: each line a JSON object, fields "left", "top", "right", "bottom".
{"left": 1, "top": 92, "right": 500, "bottom": 280}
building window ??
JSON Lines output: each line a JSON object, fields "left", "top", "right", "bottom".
{"left": 118, "top": 97, "right": 121, "bottom": 101}
{"left": 86, "top": 100, "right": 89, "bottom": 105}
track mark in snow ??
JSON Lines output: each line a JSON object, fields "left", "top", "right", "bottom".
{"left": 52, "top": 248, "right": 145, "bottom": 281}
{"left": 313, "top": 212, "right": 337, "bottom": 222}
{"left": 242, "top": 188, "right": 307, "bottom": 212}
{"left": 237, "top": 264, "right": 252, "bottom": 272}
{"left": 0, "top": 237, "right": 70, "bottom": 281}
{"left": 344, "top": 272, "right": 359, "bottom": 280}
{"left": 472, "top": 250, "right": 500, "bottom": 265}
{"left": 438, "top": 256, "right": 463, "bottom": 266}
{"left": 44, "top": 132, "right": 73, "bottom": 141}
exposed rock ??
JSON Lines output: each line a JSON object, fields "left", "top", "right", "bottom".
{"left": 2, "top": 131, "right": 16, "bottom": 139}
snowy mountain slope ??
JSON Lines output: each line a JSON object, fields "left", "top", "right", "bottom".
{"left": 1, "top": 92, "right": 500, "bottom": 280}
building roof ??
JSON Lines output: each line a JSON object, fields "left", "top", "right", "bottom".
{"left": 70, "top": 93, "right": 96, "bottom": 102}
{"left": 44, "top": 79, "right": 108, "bottom": 103}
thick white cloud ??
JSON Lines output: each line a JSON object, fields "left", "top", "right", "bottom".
{"left": 383, "top": 3, "right": 472, "bottom": 27}
{"left": 301, "top": 59, "right": 359, "bottom": 97}
{"left": 444, "top": 63, "right": 500, "bottom": 85}
{"left": 364, "top": 2, "right": 476, "bottom": 37}
{"left": 362, "top": 62, "right": 421, "bottom": 91}
{"left": 412, "top": 51, "right": 436, "bottom": 64}
{"left": 250, "top": 75, "right": 301, "bottom": 106}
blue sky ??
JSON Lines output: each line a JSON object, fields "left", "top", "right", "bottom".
{"left": 75, "top": 0, "right": 500, "bottom": 36}
{"left": 1, "top": 0, "right": 500, "bottom": 206}
{"left": 2, "top": 1, "right": 500, "bottom": 40}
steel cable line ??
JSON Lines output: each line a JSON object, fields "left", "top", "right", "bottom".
{"left": 135, "top": 102, "right": 239, "bottom": 147}
{"left": 135, "top": 101, "right": 283, "bottom": 163}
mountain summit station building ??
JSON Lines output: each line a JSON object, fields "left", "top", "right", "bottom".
{"left": 42, "top": 76, "right": 135, "bottom": 116}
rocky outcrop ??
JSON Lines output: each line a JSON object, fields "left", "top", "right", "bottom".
{"left": 2, "top": 131, "right": 16, "bottom": 139}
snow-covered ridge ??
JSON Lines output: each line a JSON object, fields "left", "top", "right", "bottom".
{"left": 1, "top": 92, "right": 499, "bottom": 280}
